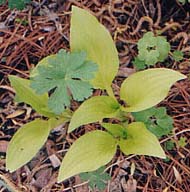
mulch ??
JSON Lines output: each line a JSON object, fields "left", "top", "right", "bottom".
{"left": 0, "top": 0, "right": 190, "bottom": 191}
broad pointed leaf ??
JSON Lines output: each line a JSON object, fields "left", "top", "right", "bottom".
{"left": 118, "top": 122, "right": 166, "bottom": 158}
{"left": 70, "top": 6, "right": 119, "bottom": 97}
{"left": 68, "top": 96, "right": 120, "bottom": 133}
{"left": 9, "top": 75, "right": 55, "bottom": 118}
{"left": 58, "top": 130, "right": 117, "bottom": 182}
{"left": 6, "top": 119, "right": 50, "bottom": 172}
{"left": 101, "top": 123, "right": 127, "bottom": 138}
{"left": 120, "top": 68, "right": 186, "bottom": 112}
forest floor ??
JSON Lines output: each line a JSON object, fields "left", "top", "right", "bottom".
{"left": 0, "top": 0, "right": 190, "bottom": 191}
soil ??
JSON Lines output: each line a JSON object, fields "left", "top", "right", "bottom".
{"left": 0, "top": 0, "right": 190, "bottom": 191}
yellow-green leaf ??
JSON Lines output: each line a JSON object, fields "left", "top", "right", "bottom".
{"left": 30, "top": 54, "right": 56, "bottom": 77}
{"left": 9, "top": 75, "right": 55, "bottom": 118}
{"left": 58, "top": 130, "right": 117, "bottom": 182}
{"left": 70, "top": 6, "right": 119, "bottom": 97}
{"left": 68, "top": 96, "right": 120, "bottom": 133}
{"left": 118, "top": 122, "right": 166, "bottom": 158}
{"left": 120, "top": 68, "right": 186, "bottom": 112}
{"left": 6, "top": 119, "right": 50, "bottom": 172}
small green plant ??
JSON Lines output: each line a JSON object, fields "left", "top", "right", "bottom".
{"left": 133, "top": 31, "right": 170, "bottom": 69}
{"left": 31, "top": 50, "right": 98, "bottom": 114}
{"left": 178, "top": 136, "right": 187, "bottom": 147}
{"left": 172, "top": 50, "right": 184, "bottom": 62}
{"left": 80, "top": 166, "right": 111, "bottom": 190}
{"left": 132, "top": 107, "right": 173, "bottom": 138}
{"left": 0, "top": 0, "right": 31, "bottom": 10}
{"left": 6, "top": 6, "right": 186, "bottom": 184}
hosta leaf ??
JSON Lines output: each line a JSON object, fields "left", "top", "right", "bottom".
{"left": 58, "top": 130, "right": 117, "bottom": 182}
{"left": 9, "top": 75, "right": 55, "bottom": 118}
{"left": 70, "top": 6, "right": 119, "bottom": 97}
{"left": 118, "top": 122, "right": 166, "bottom": 158}
{"left": 68, "top": 96, "right": 120, "bottom": 133}
{"left": 120, "top": 68, "right": 186, "bottom": 112}
{"left": 6, "top": 119, "right": 50, "bottom": 172}
{"left": 101, "top": 123, "right": 127, "bottom": 138}
{"left": 31, "top": 50, "right": 98, "bottom": 114}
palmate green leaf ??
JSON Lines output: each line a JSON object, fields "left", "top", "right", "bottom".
{"left": 120, "top": 68, "right": 186, "bottom": 112}
{"left": 6, "top": 119, "right": 50, "bottom": 172}
{"left": 80, "top": 166, "right": 111, "bottom": 190}
{"left": 70, "top": 6, "right": 119, "bottom": 98}
{"left": 0, "top": 0, "right": 6, "bottom": 4}
{"left": 118, "top": 122, "right": 166, "bottom": 158}
{"left": 68, "top": 96, "right": 120, "bottom": 133}
{"left": 132, "top": 107, "right": 173, "bottom": 138}
{"left": 58, "top": 130, "right": 117, "bottom": 182}
{"left": 137, "top": 32, "right": 170, "bottom": 65}
{"left": 9, "top": 75, "right": 55, "bottom": 118}
{"left": 31, "top": 50, "right": 98, "bottom": 114}
{"left": 172, "top": 50, "right": 184, "bottom": 61}
{"left": 8, "top": 0, "right": 31, "bottom": 10}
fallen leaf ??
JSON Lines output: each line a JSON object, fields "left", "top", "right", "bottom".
{"left": 6, "top": 110, "right": 25, "bottom": 119}
{"left": 173, "top": 166, "right": 182, "bottom": 184}
{"left": 121, "top": 175, "right": 137, "bottom": 192}
{"left": 0, "top": 140, "right": 9, "bottom": 153}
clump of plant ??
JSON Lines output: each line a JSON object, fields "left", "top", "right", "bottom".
{"left": 134, "top": 31, "right": 170, "bottom": 69}
{"left": 6, "top": 6, "right": 186, "bottom": 185}
{"left": 0, "top": 0, "right": 31, "bottom": 10}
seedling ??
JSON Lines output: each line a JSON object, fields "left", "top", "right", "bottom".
{"left": 172, "top": 50, "right": 184, "bottom": 62}
{"left": 134, "top": 31, "right": 170, "bottom": 69}
{"left": 80, "top": 166, "right": 111, "bottom": 190}
{"left": 6, "top": 6, "right": 186, "bottom": 184}
{"left": 132, "top": 107, "right": 173, "bottom": 138}
{"left": 0, "top": 0, "right": 31, "bottom": 10}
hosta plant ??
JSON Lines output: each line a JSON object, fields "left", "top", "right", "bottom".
{"left": 6, "top": 6, "right": 186, "bottom": 185}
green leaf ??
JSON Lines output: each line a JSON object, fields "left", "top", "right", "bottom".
{"left": 6, "top": 119, "right": 50, "bottom": 172}
{"left": 58, "top": 130, "right": 117, "bottom": 182}
{"left": 132, "top": 107, "right": 173, "bottom": 138}
{"left": 133, "top": 57, "right": 146, "bottom": 70}
{"left": 178, "top": 136, "right": 187, "bottom": 147}
{"left": 101, "top": 123, "right": 127, "bottom": 139}
{"left": 120, "top": 68, "right": 186, "bottom": 112}
{"left": 118, "top": 122, "right": 166, "bottom": 158}
{"left": 80, "top": 166, "right": 111, "bottom": 190}
{"left": 0, "top": 0, "right": 6, "bottom": 5}
{"left": 137, "top": 32, "right": 170, "bottom": 65}
{"left": 68, "top": 96, "right": 120, "bottom": 133}
{"left": 8, "top": 0, "right": 31, "bottom": 10}
{"left": 31, "top": 50, "right": 98, "bottom": 114}
{"left": 9, "top": 75, "right": 55, "bottom": 118}
{"left": 70, "top": 6, "right": 119, "bottom": 97}
{"left": 164, "top": 140, "right": 175, "bottom": 151}
{"left": 172, "top": 50, "right": 184, "bottom": 61}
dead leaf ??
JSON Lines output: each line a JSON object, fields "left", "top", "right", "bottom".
{"left": 121, "top": 175, "right": 137, "bottom": 192}
{"left": 6, "top": 110, "right": 25, "bottom": 119}
{"left": 75, "top": 175, "right": 89, "bottom": 192}
{"left": 49, "top": 154, "right": 61, "bottom": 168}
{"left": 33, "top": 168, "right": 52, "bottom": 189}
{"left": 173, "top": 166, "right": 182, "bottom": 184}
{"left": 0, "top": 140, "right": 9, "bottom": 153}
